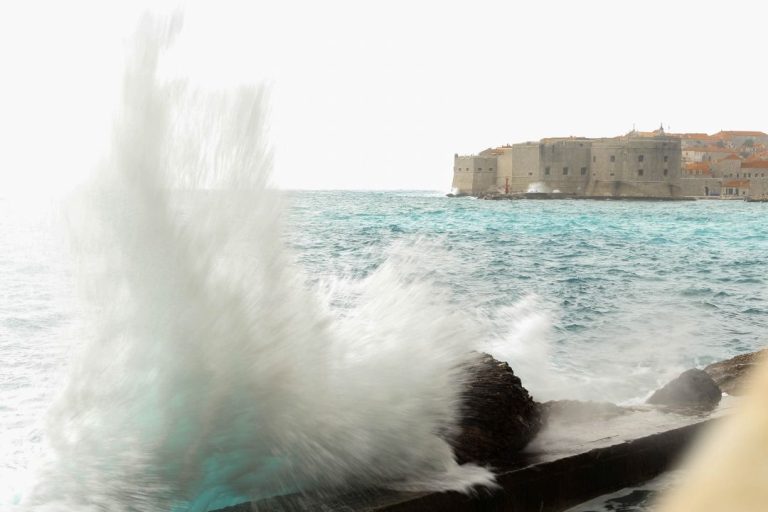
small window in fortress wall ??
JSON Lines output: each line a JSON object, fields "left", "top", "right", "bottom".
{"left": 610, "top": 155, "right": 616, "bottom": 162}
{"left": 489, "top": 168, "right": 494, "bottom": 171}
{"left": 610, "top": 172, "right": 615, "bottom": 177}
{"left": 664, "top": 155, "right": 669, "bottom": 163}
{"left": 638, "top": 155, "right": 644, "bottom": 162}
{"left": 478, "top": 168, "right": 482, "bottom": 171}
{"left": 664, "top": 169, "right": 668, "bottom": 176}
{"left": 545, "top": 167, "right": 551, "bottom": 175}
{"left": 581, "top": 167, "right": 587, "bottom": 176}
{"left": 563, "top": 167, "right": 569, "bottom": 176}
{"left": 592, "top": 156, "right": 596, "bottom": 163}
{"left": 638, "top": 169, "right": 644, "bottom": 176}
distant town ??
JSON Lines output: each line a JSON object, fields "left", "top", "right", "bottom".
{"left": 451, "top": 128, "right": 768, "bottom": 200}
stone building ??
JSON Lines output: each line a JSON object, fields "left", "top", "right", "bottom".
{"left": 452, "top": 128, "right": 768, "bottom": 199}
{"left": 722, "top": 179, "right": 750, "bottom": 198}
{"left": 712, "top": 154, "right": 742, "bottom": 177}
{"left": 451, "top": 154, "right": 497, "bottom": 195}
{"left": 453, "top": 130, "right": 682, "bottom": 198}
{"left": 712, "top": 131, "right": 768, "bottom": 148}
{"left": 675, "top": 133, "right": 714, "bottom": 148}
{"left": 740, "top": 160, "right": 768, "bottom": 199}
{"left": 495, "top": 143, "right": 541, "bottom": 192}
{"left": 678, "top": 157, "right": 768, "bottom": 198}
{"left": 682, "top": 146, "right": 737, "bottom": 163}
{"left": 586, "top": 135, "right": 681, "bottom": 197}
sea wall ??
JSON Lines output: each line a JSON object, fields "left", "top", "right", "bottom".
{"left": 215, "top": 420, "right": 714, "bottom": 512}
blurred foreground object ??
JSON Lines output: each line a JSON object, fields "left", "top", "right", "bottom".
{"left": 655, "top": 349, "right": 768, "bottom": 512}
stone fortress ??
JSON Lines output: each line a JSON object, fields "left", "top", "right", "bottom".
{"left": 452, "top": 127, "right": 768, "bottom": 200}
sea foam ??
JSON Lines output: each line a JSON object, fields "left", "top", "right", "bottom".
{"left": 22, "top": 14, "right": 495, "bottom": 512}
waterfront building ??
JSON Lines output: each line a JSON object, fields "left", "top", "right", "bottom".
{"left": 452, "top": 128, "right": 767, "bottom": 199}
{"left": 453, "top": 129, "right": 681, "bottom": 198}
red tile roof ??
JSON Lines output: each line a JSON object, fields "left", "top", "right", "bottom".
{"left": 746, "top": 151, "right": 768, "bottom": 162}
{"left": 715, "top": 131, "right": 767, "bottom": 138}
{"left": 673, "top": 133, "right": 713, "bottom": 139}
{"left": 741, "top": 160, "right": 768, "bottom": 169}
{"left": 683, "top": 146, "right": 736, "bottom": 153}
{"left": 683, "top": 162, "right": 713, "bottom": 176}
{"left": 723, "top": 179, "right": 750, "bottom": 187}
{"left": 540, "top": 136, "right": 590, "bottom": 143}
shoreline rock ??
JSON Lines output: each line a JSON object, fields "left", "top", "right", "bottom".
{"left": 704, "top": 348, "right": 766, "bottom": 395}
{"left": 646, "top": 368, "right": 721, "bottom": 410}
{"left": 451, "top": 353, "right": 541, "bottom": 466}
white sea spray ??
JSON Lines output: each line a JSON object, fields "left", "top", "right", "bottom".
{"left": 21, "top": 14, "right": 496, "bottom": 512}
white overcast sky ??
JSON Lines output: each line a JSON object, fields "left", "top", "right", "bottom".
{"left": 1, "top": 0, "right": 767, "bottom": 194}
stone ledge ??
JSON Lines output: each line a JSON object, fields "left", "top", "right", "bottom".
{"left": 215, "top": 419, "right": 712, "bottom": 512}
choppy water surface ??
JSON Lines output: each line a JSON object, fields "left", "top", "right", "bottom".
{"left": 287, "top": 192, "right": 768, "bottom": 398}
{"left": 2, "top": 192, "right": 767, "bottom": 509}
{"left": 5, "top": 13, "right": 767, "bottom": 512}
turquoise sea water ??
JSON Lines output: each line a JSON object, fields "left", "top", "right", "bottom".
{"left": 286, "top": 192, "right": 767, "bottom": 397}
{"left": 1, "top": 191, "right": 767, "bottom": 507}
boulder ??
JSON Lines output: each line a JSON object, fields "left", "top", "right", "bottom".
{"left": 646, "top": 369, "right": 721, "bottom": 410}
{"left": 451, "top": 353, "right": 541, "bottom": 466}
{"left": 704, "top": 349, "right": 766, "bottom": 395}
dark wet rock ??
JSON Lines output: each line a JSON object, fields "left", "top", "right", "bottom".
{"left": 704, "top": 349, "right": 766, "bottom": 395}
{"left": 579, "top": 489, "right": 656, "bottom": 512}
{"left": 646, "top": 369, "right": 721, "bottom": 410}
{"left": 541, "top": 399, "right": 628, "bottom": 425}
{"left": 602, "top": 489, "right": 655, "bottom": 511}
{"left": 451, "top": 353, "right": 541, "bottom": 466}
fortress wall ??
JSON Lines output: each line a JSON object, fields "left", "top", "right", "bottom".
{"left": 497, "top": 143, "right": 540, "bottom": 193}
{"left": 679, "top": 177, "right": 722, "bottom": 197}
{"left": 584, "top": 181, "right": 682, "bottom": 198}
{"left": 451, "top": 156, "right": 476, "bottom": 193}
{"left": 588, "top": 137, "right": 681, "bottom": 197}
{"left": 452, "top": 155, "right": 497, "bottom": 194}
{"left": 539, "top": 140, "right": 592, "bottom": 194}
{"left": 472, "top": 156, "right": 499, "bottom": 193}
{"left": 453, "top": 134, "right": 685, "bottom": 198}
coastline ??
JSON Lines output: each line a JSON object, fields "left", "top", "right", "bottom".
{"left": 212, "top": 347, "right": 765, "bottom": 512}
